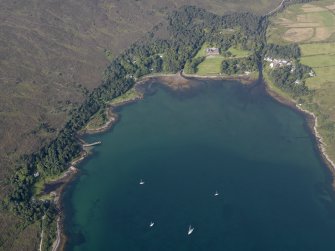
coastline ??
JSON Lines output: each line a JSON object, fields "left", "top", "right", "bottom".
{"left": 50, "top": 71, "right": 335, "bottom": 251}
{"left": 181, "top": 71, "right": 258, "bottom": 85}
{"left": 45, "top": 72, "right": 190, "bottom": 251}
{"left": 263, "top": 76, "right": 335, "bottom": 185}
{"left": 81, "top": 108, "right": 119, "bottom": 135}
{"left": 48, "top": 71, "right": 256, "bottom": 251}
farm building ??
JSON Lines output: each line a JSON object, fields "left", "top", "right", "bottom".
{"left": 206, "top": 47, "right": 220, "bottom": 56}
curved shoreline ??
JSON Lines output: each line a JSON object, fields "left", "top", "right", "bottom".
{"left": 264, "top": 81, "right": 335, "bottom": 181}
{"left": 48, "top": 72, "right": 191, "bottom": 251}
{"left": 181, "top": 71, "right": 258, "bottom": 84}
{"left": 52, "top": 72, "right": 335, "bottom": 251}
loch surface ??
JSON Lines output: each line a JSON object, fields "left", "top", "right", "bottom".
{"left": 63, "top": 80, "right": 335, "bottom": 251}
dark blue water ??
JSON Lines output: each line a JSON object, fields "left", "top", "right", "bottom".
{"left": 63, "top": 80, "right": 335, "bottom": 251}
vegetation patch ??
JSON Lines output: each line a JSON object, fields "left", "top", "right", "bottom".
{"left": 197, "top": 56, "right": 225, "bottom": 75}
{"left": 110, "top": 88, "right": 143, "bottom": 106}
{"left": 283, "top": 27, "right": 314, "bottom": 42}
{"left": 85, "top": 109, "right": 109, "bottom": 130}
{"left": 227, "top": 47, "right": 252, "bottom": 57}
{"left": 187, "top": 41, "right": 254, "bottom": 76}
{"left": 299, "top": 42, "right": 335, "bottom": 55}
{"left": 194, "top": 43, "right": 212, "bottom": 58}
{"left": 267, "top": 0, "right": 335, "bottom": 44}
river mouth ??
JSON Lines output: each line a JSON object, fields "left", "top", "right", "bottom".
{"left": 63, "top": 79, "right": 335, "bottom": 251}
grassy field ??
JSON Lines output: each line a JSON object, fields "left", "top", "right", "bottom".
{"left": 193, "top": 43, "right": 252, "bottom": 75}
{"left": 0, "top": 0, "right": 284, "bottom": 249}
{"left": 197, "top": 56, "right": 225, "bottom": 75}
{"left": 194, "top": 43, "right": 212, "bottom": 58}
{"left": 300, "top": 42, "right": 335, "bottom": 114}
{"left": 301, "top": 54, "right": 335, "bottom": 67}
{"left": 192, "top": 43, "right": 223, "bottom": 75}
{"left": 228, "top": 47, "right": 251, "bottom": 57}
{"left": 266, "top": 0, "right": 335, "bottom": 164}
{"left": 267, "top": 0, "right": 335, "bottom": 44}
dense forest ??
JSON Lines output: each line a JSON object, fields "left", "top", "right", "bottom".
{"left": 267, "top": 64, "right": 311, "bottom": 96}
{"left": 1, "top": 3, "right": 316, "bottom": 249}
{"left": 221, "top": 56, "right": 259, "bottom": 75}
{"left": 264, "top": 44, "right": 301, "bottom": 59}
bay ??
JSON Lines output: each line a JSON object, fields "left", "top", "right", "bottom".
{"left": 63, "top": 80, "right": 335, "bottom": 251}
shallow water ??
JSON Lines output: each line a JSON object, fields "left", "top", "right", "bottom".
{"left": 63, "top": 80, "right": 335, "bottom": 251}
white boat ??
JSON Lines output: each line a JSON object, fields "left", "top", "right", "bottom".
{"left": 214, "top": 191, "right": 219, "bottom": 196}
{"left": 188, "top": 225, "right": 194, "bottom": 235}
{"left": 139, "top": 179, "right": 145, "bottom": 185}
{"left": 150, "top": 222, "right": 154, "bottom": 228}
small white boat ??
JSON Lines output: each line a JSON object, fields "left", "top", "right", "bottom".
{"left": 214, "top": 191, "right": 219, "bottom": 196}
{"left": 150, "top": 222, "right": 154, "bottom": 228}
{"left": 139, "top": 179, "right": 145, "bottom": 185}
{"left": 188, "top": 225, "right": 194, "bottom": 235}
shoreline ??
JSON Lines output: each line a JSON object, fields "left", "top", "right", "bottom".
{"left": 264, "top": 78, "right": 335, "bottom": 184}
{"left": 44, "top": 72, "right": 191, "bottom": 251}
{"left": 181, "top": 71, "right": 258, "bottom": 85}
{"left": 49, "top": 71, "right": 335, "bottom": 251}
{"left": 80, "top": 108, "right": 119, "bottom": 135}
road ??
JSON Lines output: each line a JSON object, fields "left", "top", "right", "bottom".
{"left": 266, "top": 0, "right": 289, "bottom": 16}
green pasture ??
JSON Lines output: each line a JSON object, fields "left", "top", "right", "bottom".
{"left": 197, "top": 56, "right": 225, "bottom": 75}
{"left": 228, "top": 47, "right": 251, "bottom": 57}
{"left": 301, "top": 54, "right": 335, "bottom": 68}
{"left": 300, "top": 43, "right": 335, "bottom": 56}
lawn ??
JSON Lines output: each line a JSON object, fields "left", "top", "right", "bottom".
{"left": 194, "top": 42, "right": 212, "bottom": 58}
{"left": 228, "top": 47, "right": 251, "bottom": 57}
{"left": 197, "top": 56, "right": 225, "bottom": 75}
{"left": 192, "top": 43, "right": 252, "bottom": 75}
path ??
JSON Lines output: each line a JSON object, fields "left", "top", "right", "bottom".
{"left": 39, "top": 215, "right": 46, "bottom": 251}
{"left": 266, "top": 0, "right": 289, "bottom": 16}
{"left": 51, "top": 218, "right": 61, "bottom": 251}
{"left": 82, "top": 141, "right": 101, "bottom": 147}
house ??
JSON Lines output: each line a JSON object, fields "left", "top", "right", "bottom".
{"left": 206, "top": 47, "right": 220, "bottom": 56}
{"left": 264, "top": 56, "right": 292, "bottom": 69}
